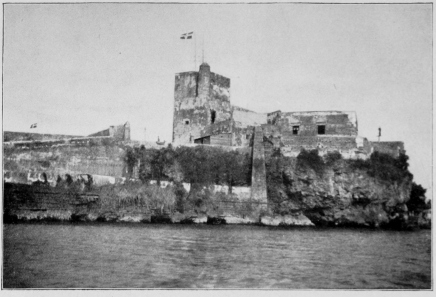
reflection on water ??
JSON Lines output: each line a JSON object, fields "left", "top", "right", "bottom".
{"left": 3, "top": 223, "right": 431, "bottom": 289}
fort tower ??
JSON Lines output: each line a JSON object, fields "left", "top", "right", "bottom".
{"left": 173, "top": 63, "right": 232, "bottom": 144}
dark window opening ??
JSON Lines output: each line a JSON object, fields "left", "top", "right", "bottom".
{"left": 194, "top": 136, "right": 210, "bottom": 145}
{"left": 318, "top": 125, "right": 326, "bottom": 135}
{"left": 292, "top": 126, "right": 300, "bottom": 135}
{"left": 211, "top": 110, "right": 216, "bottom": 124}
{"left": 185, "top": 120, "right": 190, "bottom": 125}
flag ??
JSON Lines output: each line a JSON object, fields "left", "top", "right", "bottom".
{"left": 180, "top": 32, "right": 194, "bottom": 39}
{"left": 30, "top": 123, "right": 37, "bottom": 129}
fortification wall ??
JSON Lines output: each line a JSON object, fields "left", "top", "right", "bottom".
{"left": 88, "top": 122, "right": 130, "bottom": 141}
{"left": 281, "top": 136, "right": 361, "bottom": 158}
{"left": 261, "top": 127, "right": 369, "bottom": 159}
{"left": 4, "top": 131, "right": 82, "bottom": 142}
{"left": 199, "top": 119, "right": 233, "bottom": 138}
{"left": 251, "top": 127, "right": 268, "bottom": 206}
{"left": 3, "top": 144, "right": 127, "bottom": 186}
{"left": 232, "top": 106, "right": 267, "bottom": 128}
{"left": 173, "top": 71, "right": 205, "bottom": 143}
{"left": 173, "top": 64, "right": 232, "bottom": 144}
{"left": 232, "top": 106, "right": 267, "bottom": 147}
{"left": 370, "top": 141, "right": 405, "bottom": 158}
{"left": 209, "top": 72, "right": 232, "bottom": 122}
{"left": 276, "top": 111, "right": 358, "bottom": 136}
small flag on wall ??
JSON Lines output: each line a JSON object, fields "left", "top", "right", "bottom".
{"left": 30, "top": 123, "right": 37, "bottom": 129}
{"left": 180, "top": 32, "right": 194, "bottom": 39}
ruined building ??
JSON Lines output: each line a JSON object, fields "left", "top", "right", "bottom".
{"left": 173, "top": 63, "right": 404, "bottom": 159}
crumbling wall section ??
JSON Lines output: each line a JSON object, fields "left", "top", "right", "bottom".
{"left": 267, "top": 110, "right": 282, "bottom": 125}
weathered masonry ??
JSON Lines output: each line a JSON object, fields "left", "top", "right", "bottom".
{"left": 172, "top": 63, "right": 406, "bottom": 207}
{"left": 3, "top": 122, "right": 132, "bottom": 186}
{"left": 172, "top": 63, "right": 405, "bottom": 160}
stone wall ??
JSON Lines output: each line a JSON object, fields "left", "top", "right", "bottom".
{"left": 278, "top": 136, "right": 361, "bottom": 158}
{"left": 250, "top": 126, "right": 268, "bottom": 207}
{"left": 370, "top": 141, "right": 405, "bottom": 158}
{"left": 3, "top": 143, "right": 127, "bottom": 186}
{"left": 274, "top": 111, "right": 358, "bottom": 136}
{"left": 210, "top": 133, "right": 232, "bottom": 146}
{"left": 199, "top": 119, "right": 233, "bottom": 138}
{"left": 173, "top": 63, "right": 232, "bottom": 144}
{"left": 232, "top": 106, "right": 267, "bottom": 129}
{"left": 88, "top": 122, "right": 130, "bottom": 141}
{"left": 173, "top": 71, "right": 203, "bottom": 144}
{"left": 232, "top": 106, "right": 267, "bottom": 147}
{"left": 4, "top": 131, "right": 82, "bottom": 142}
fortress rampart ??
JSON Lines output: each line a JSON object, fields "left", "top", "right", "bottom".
{"left": 4, "top": 63, "right": 405, "bottom": 214}
{"left": 172, "top": 63, "right": 404, "bottom": 160}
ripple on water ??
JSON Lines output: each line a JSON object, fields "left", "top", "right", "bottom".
{"left": 2, "top": 224, "right": 432, "bottom": 289}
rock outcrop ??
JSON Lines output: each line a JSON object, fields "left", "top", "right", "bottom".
{"left": 267, "top": 157, "right": 413, "bottom": 228}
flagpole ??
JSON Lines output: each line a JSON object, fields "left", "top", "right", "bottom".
{"left": 202, "top": 31, "right": 205, "bottom": 63}
{"left": 194, "top": 33, "right": 197, "bottom": 71}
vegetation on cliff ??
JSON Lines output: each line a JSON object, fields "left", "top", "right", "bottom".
{"left": 407, "top": 182, "right": 431, "bottom": 213}
{"left": 266, "top": 148, "right": 428, "bottom": 229}
{"left": 125, "top": 145, "right": 252, "bottom": 190}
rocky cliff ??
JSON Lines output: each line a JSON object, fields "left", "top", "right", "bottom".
{"left": 266, "top": 150, "right": 416, "bottom": 229}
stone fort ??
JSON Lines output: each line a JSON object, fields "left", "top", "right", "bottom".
{"left": 4, "top": 62, "right": 404, "bottom": 206}
{"left": 173, "top": 62, "right": 404, "bottom": 158}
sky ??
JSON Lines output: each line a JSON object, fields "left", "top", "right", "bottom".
{"left": 3, "top": 3, "right": 432, "bottom": 196}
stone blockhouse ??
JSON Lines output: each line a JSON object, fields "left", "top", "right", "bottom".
{"left": 173, "top": 63, "right": 403, "bottom": 159}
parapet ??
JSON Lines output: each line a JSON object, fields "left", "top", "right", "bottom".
{"left": 370, "top": 141, "right": 405, "bottom": 158}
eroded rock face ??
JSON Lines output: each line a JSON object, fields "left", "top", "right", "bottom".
{"left": 268, "top": 160, "right": 413, "bottom": 228}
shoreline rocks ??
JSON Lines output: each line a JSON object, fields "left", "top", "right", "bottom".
{"left": 4, "top": 205, "right": 430, "bottom": 231}
{"left": 260, "top": 214, "right": 314, "bottom": 226}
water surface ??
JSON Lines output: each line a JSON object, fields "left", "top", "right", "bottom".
{"left": 3, "top": 223, "right": 432, "bottom": 289}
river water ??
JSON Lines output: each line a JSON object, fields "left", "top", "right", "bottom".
{"left": 3, "top": 223, "right": 432, "bottom": 289}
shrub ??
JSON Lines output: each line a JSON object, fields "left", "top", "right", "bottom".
{"left": 368, "top": 151, "right": 412, "bottom": 182}
{"left": 174, "top": 182, "right": 188, "bottom": 213}
{"left": 324, "top": 151, "right": 342, "bottom": 166}
{"left": 407, "top": 182, "right": 429, "bottom": 213}
{"left": 265, "top": 151, "right": 294, "bottom": 213}
{"left": 97, "top": 183, "right": 176, "bottom": 213}
{"left": 348, "top": 158, "right": 371, "bottom": 171}
{"left": 137, "top": 145, "right": 252, "bottom": 188}
{"left": 347, "top": 151, "right": 412, "bottom": 183}
{"left": 296, "top": 149, "right": 325, "bottom": 175}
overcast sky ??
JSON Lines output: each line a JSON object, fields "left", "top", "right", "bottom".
{"left": 3, "top": 3, "right": 432, "bottom": 196}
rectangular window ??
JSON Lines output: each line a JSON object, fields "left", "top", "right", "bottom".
{"left": 318, "top": 125, "right": 326, "bottom": 135}
{"left": 292, "top": 126, "right": 300, "bottom": 135}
